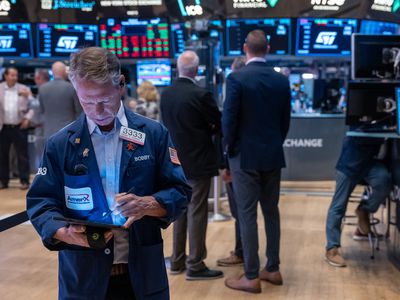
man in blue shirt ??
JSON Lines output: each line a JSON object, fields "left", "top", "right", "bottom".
{"left": 27, "top": 47, "right": 191, "bottom": 300}
{"left": 325, "top": 136, "right": 391, "bottom": 267}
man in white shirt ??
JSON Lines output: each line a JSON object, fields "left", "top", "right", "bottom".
{"left": 0, "top": 67, "right": 34, "bottom": 190}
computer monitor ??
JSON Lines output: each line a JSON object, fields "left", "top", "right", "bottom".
{"left": 0, "top": 23, "right": 33, "bottom": 58}
{"left": 100, "top": 18, "right": 170, "bottom": 59}
{"left": 296, "top": 18, "right": 357, "bottom": 56}
{"left": 36, "top": 23, "right": 98, "bottom": 58}
{"left": 313, "top": 78, "right": 343, "bottom": 113}
{"left": 225, "top": 18, "right": 291, "bottom": 56}
{"left": 346, "top": 81, "right": 398, "bottom": 129}
{"left": 136, "top": 60, "right": 171, "bottom": 86}
{"left": 352, "top": 34, "right": 400, "bottom": 80}
{"left": 170, "top": 20, "right": 223, "bottom": 58}
{"left": 360, "top": 20, "right": 400, "bottom": 35}
{"left": 396, "top": 87, "right": 400, "bottom": 135}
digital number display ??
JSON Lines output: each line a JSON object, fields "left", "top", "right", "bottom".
{"left": 100, "top": 18, "right": 170, "bottom": 58}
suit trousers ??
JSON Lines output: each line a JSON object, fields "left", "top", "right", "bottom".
{"left": 226, "top": 181, "right": 243, "bottom": 258}
{"left": 171, "top": 177, "right": 211, "bottom": 272}
{"left": 229, "top": 154, "right": 281, "bottom": 279}
{"left": 0, "top": 126, "right": 30, "bottom": 185}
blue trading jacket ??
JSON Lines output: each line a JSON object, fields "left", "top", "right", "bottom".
{"left": 26, "top": 108, "right": 191, "bottom": 300}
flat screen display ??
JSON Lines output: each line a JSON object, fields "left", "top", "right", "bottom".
{"left": 296, "top": 18, "right": 357, "bottom": 56}
{"left": 396, "top": 87, "right": 400, "bottom": 135}
{"left": 352, "top": 34, "right": 400, "bottom": 80}
{"left": 136, "top": 60, "right": 171, "bottom": 86}
{"left": 0, "top": 23, "right": 33, "bottom": 58}
{"left": 360, "top": 20, "right": 400, "bottom": 35}
{"left": 171, "top": 20, "right": 223, "bottom": 58}
{"left": 100, "top": 18, "right": 170, "bottom": 58}
{"left": 37, "top": 23, "right": 98, "bottom": 58}
{"left": 346, "top": 81, "right": 398, "bottom": 128}
{"left": 226, "top": 18, "right": 291, "bottom": 56}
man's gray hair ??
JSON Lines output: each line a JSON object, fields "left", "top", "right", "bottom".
{"left": 69, "top": 47, "right": 121, "bottom": 87}
{"left": 177, "top": 50, "right": 199, "bottom": 78}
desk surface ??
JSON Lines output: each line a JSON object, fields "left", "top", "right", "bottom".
{"left": 347, "top": 131, "right": 400, "bottom": 139}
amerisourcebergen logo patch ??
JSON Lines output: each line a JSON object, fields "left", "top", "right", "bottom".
{"left": 64, "top": 186, "right": 94, "bottom": 210}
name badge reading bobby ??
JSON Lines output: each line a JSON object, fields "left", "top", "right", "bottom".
{"left": 120, "top": 126, "right": 146, "bottom": 145}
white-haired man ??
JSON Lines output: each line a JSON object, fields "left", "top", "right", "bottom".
{"left": 160, "top": 50, "right": 223, "bottom": 280}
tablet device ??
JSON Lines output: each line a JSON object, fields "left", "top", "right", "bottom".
{"left": 53, "top": 216, "right": 125, "bottom": 229}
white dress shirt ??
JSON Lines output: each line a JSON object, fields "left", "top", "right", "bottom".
{"left": 3, "top": 85, "right": 19, "bottom": 125}
{"left": 87, "top": 102, "right": 129, "bottom": 264}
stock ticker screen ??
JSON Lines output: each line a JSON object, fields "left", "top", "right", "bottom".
{"left": 37, "top": 23, "right": 99, "bottom": 58}
{"left": 0, "top": 23, "right": 33, "bottom": 58}
{"left": 296, "top": 18, "right": 357, "bottom": 56}
{"left": 226, "top": 18, "right": 291, "bottom": 56}
{"left": 100, "top": 18, "right": 170, "bottom": 58}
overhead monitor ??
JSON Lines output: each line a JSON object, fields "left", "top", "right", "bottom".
{"left": 396, "top": 87, "right": 400, "bottom": 135}
{"left": 360, "top": 20, "right": 400, "bottom": 35}
{"left": 0, "top": 23, "right": 33, "bottom": 58}
{"left": 346, "top": 81, "right": 398, "bottom": 130}
{"left": 37, "top": 23, "right": 99, "bottom": 58}
{"left": 136, "top": 60, "right": 171, "bottom": 86}
{"left": 226, "top": 18, "right": 291, "bottom": 56}
{"left": 296, "top": 18, "right": 357, "bottom": 56}
{"left": 100, "top": 18, "right": 170, "bottom": 58}
{"left": 170, "top": 20, "right": 223, "bottom": 58}
{"left": 352, "top": 34, "right": 400, "bottom": 80}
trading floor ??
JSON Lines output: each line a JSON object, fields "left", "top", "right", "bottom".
{"left": 1, "top": 180, "right": 399, "bottom": 300}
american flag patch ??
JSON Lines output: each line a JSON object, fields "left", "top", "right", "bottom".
{"left": 169, "top": 147, "right": 181, "bottom": 165}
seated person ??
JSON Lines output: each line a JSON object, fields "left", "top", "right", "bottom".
{"left": 325, "top": 135, "right": 391, "bottom": 267}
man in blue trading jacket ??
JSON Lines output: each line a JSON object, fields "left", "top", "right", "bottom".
{"left": 26, "top": 47, "right": 191, "bottom": 300}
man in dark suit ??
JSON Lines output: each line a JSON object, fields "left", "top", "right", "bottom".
{"left": 160, "top": 50, "right": 223, "bottom": 280}
{"left": 223, "top": 30, "right": 291, "bottom": 293}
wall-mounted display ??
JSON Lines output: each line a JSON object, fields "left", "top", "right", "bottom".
{"left": 296, "top": 18, "right": 357, "bottom": 56}
{"left": 360, "top": 19, "right": 400, "bottom": 35}
{"left": 36, "top": 23, "right": 98, "bottom": 58}
{"left": 226, "top": 18, "right": 291, "bottom": 56}
{"left": 100, "top": 18, "right": 170, "bottom": 58}
{"left": 136, "top": 59, "right": 171, "bottom": 86}
{"left": 0, "top": 23, "right": 33, "bottom": 58}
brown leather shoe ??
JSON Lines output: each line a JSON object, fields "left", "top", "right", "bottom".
{"left": 355, "top": 204, "right": 371, "bottom": 234}
{"left": 259, "top": 269, "right": 283, "bottom": 285}
{"left": 217, "top": 251, "right": 243, "bottom": 266}
{"left": 225, "top": 274, "right": 261, "bottom": 294}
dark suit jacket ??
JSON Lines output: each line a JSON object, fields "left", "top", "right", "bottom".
{"left": 160, "top": 77, "right": 221, "bottom": 180}
{"left": 222, "top": 61, "right": 291, "bottom": 170}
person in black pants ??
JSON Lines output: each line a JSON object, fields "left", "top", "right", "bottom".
{"left": 222, "top": 30, "right": 291, "bottom": 294}
{"left": 161, "top": 50, "right": 223, "bottom": 280}
{"left": 0, "top": 67, "right": 34, "bottom": 190}
{"left": 217, "top": 56, "right": 246, "bottom": 267}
